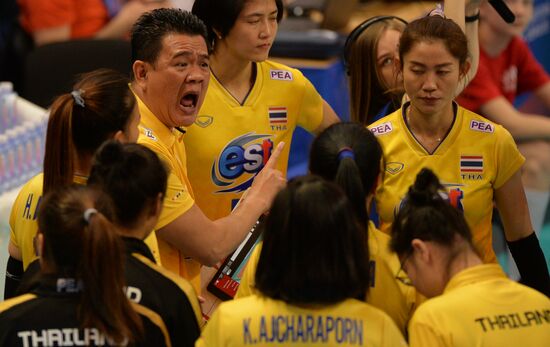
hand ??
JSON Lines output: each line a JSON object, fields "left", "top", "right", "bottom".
{"left": 247, "top": 142, "right": 286, "bottom": 213}
{"left": 115, "top": 0, "right": 172, "bottom": 29}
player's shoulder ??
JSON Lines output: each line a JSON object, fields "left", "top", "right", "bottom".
{"left": 368, "top": 109, "right": 401, "bottom": 138}
{"left": 260, "top": 60, "right": 305, "bottom": 83}
{"left": 458, "top": 106, "right": 506, "bottom": 137}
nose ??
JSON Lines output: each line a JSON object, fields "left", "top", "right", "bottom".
{"left": 259, "top": 18, "right": 274, "bottom": 39}
{"left": 422, "top": 72, "right": 437, "bottom": 92}
{"left": 186, "top": 63, "right": 208, "bottom": 83}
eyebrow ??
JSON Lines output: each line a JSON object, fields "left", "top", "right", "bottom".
{"left": 172, "top": 51, "right": 209, "bottom": 60}
{"left": 245, "top": 9, "right": 278, "bottom": 19}
{"left": 409, "top": 61, "right": 454, "bottom": 68}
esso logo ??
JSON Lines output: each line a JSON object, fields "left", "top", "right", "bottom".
{"left": 212, "top": 133, "right": 274, "bottom": 193}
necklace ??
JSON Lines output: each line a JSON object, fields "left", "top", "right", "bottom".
{"left": 406, "top": 107, "right": 443, "bottom": 143}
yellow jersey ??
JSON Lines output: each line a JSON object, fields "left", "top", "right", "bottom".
{"left": 409, "top": 264, "right": 550, "bottom": 347}
{"left": 9, "top": 173, "right": 160, "bottom": 270}
{"left": 136, "top": 94, "right": 200, "bottom": 293}
{"left": 9, "top": 173, "right": 86, "bottom": 269}
{"left": 196, "top": 295, "right": 406, "bottom": 346}
{"left": 369, "top": 103, "right": 524, "bottom": 263}
{"left": 236, "top": 222, "right": 416, "bottom": 335}
{"left": 185, "top": 60, "right": 323, "bottom": 220}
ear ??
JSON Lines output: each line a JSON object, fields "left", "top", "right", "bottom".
{"left": 411, "top": 238, "right": 431, "bottom": 264}
{"left": 113, "top": 130, "right": 128, "bottom": 143}
{"left": 459, "top": 59, "right": 471, "bottom": 81}
{"left": 36, "top": 232, "right": 44, "bottom": 258}
{"left": 150, "top": 193, "right": 164, "bottom": 218}
{"left": 132, "top": 60, "right": 149, "bottom": 89}
{"left": 213, "top": 28, "right": 223, "bottom": 40}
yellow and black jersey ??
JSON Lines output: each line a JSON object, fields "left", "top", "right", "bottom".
{"left": 122, "top": 237, "right": 203, "bottom": 346}
{"left": 0, "top": 276, "right": 172, "bottom": 346}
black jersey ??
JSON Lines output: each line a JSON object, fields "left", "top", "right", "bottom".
{"left": 122, "top": 237, "right": 202, "bottom": 347}
{"left": 0, "top": 276, "right": 171, "bottom": 346}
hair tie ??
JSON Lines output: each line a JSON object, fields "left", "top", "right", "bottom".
{"left": 337, "top": 147, "right": 355, "bottom": 162}
{"left": 428, "top": 3, "right": 446, "bottom": 18}
{"left": 83, "top": 208, "right": 98, "bottom": 224}
{"left": 71, "top": 89, "right": 85, "bottom": 108}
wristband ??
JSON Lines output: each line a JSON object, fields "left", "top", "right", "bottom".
{"left": 507, "top": 232, "right": 550, "bottom": 297}
{"left": 465, "top": 11, "right": 480, "bottom": 22}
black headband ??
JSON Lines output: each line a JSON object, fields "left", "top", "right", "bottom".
{"left": 343, "top": 16, "right": 408, "bottom": 75}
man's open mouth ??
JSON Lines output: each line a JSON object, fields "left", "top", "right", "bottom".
{"left": 180, "top": 92, "right": 199, "bottom": 108}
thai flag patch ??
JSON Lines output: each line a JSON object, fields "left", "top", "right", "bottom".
{"left": 460, "top": 155, "right": 483, "bottom": 173}
{"left": 268, "top": 107, "right": 287, "bottom": 125}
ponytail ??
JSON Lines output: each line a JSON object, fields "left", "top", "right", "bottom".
{"left": 79, "top": 210, "right": 143, "bottom": 344}
{"left": 38, "top": 185, "right": 143, "bottom": 343}
{"left": 43, "top": 95, "right": 77, "bottom": 195}
{"left": 310, "top": 123, "right": 382, "bottom": 228}
{"left": 42, "top": 69, "right": 136, "bottom": 195}
{"left": 334, "top": 150, "right": 368, "bottom": 227}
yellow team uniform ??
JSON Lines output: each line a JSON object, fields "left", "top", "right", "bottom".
{"left": 185, "top": 60, "right": 323, "bottom": 220}
{"left": 369, "top": 103, "right": 524, "bottom": 263}
{"left": 136, "top": 94, "right": 200, "bottom": 293}
{"left": 408, "top": 264, "right": 550, "bottom": 347}
{"left": 196, "top": 295, "right": 407, "bottom": 347}
{"left": 236, "top": 222, "right": 416, "bottom": 335}
{"left": 9, "top": 173, "right": 87, "bottom": 269}
{"left": 9, "top": 173, "right": 160, "bottom": 271}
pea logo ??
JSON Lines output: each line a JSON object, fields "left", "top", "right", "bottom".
{"left": 211, "top": 133, "right": 274, "bottom": 193}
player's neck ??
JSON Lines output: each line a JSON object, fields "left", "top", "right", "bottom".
{"left": 479, "top": 23, "right": 513, "bottom": 57}
{"left": 211, "top": 51, "right": 254, "bottom": 95}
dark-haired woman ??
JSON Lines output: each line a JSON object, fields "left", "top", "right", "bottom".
{"left": 369, "top": 15, "right": 550, "bottom": 295}
{"left": 197, "top": 176, "right": 406, "bottom": 346}
{"left": 6, "top": 69, "right": 145, "bottom": 299}
{"left": 392, "top": 168, "right": 550, "bottom": 346}
{"left": 0, "top": 186, "right": 171, "bottom": 346}
{"left": 238, "top": 123, "right": 416, "bottom": 334}
{"left": 346, "top": 0, "right": 480, "bottom": 125}
{"left": 88, "top": 141, "right": 202, "bottom": 347}
{"left": 187, "top": 0, "right": 339, "bottom": 222}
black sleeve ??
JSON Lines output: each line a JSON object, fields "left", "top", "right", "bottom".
{"left": 4, "top": 256, "right": 23, "bottom": 300}
{"left": 507, "top": 232, "right": 550, "bottom": 297}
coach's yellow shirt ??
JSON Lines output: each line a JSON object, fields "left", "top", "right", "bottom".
{"left": 197, "top": 295, "right": 406, "bottom": 346}
{"left": 136, "top": 94, "right": 200, "bottom": 293}
{"left": 236, "top": 222, "right": 416, "bottom": 335}
{"left": 185, "top": 60, "right": 323, "bottom": 221}
{"left": 369, "top": 103, "right": 524, "bottom": 263}
{"left": 409, "top": 264, "right": 550, "bottom": 347}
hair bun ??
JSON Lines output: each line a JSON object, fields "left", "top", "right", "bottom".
{"left": 407, "top": 168, "right": 444, "bottom": 205}
{"left": 94, "top": 140, "right": 124, "bottom": 167}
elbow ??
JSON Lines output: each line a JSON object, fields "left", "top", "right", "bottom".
{"left": 198, "top": 248, "right": 225, "bottom": 267}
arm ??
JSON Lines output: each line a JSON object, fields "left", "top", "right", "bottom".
{"left": 157, "top": 143, "right": 286, "bottom": 266}
{"left": 95, "top": 0, "right": 171, "bottom": 40}
{"left": 4, "top": 242, "right": 23, "bottom": 299}
{"left": 32, "top": 0, "right": 171, "bottom": 45}
{"left": 312, "top": 100, "right": 340, "bottom": 135}
{"left": 33, "top": 26, "right": 71, "bottom": 46}
{"left": 495, "top": 170, "right": 550, "bottom": 295}
{"left": 481, "top": 97, "right": 550, "bottom": 141}
{"left": 445, "top": 0, "right": 481, "bottom": 96}
{"left": 534, "top": 82, "right": 550, "bottom": 111}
